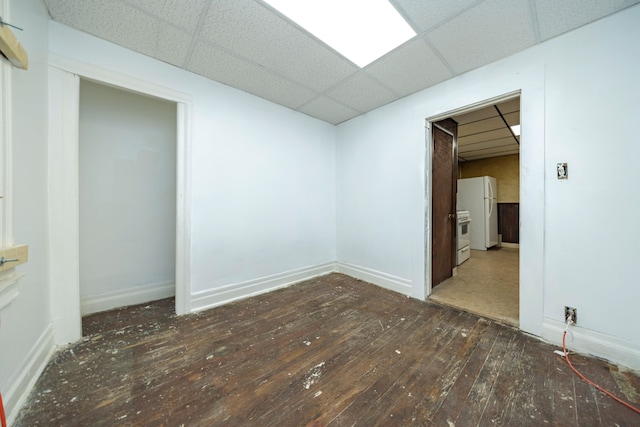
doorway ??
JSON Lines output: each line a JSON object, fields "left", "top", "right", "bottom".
{"left": 78, "top": 80, "right": 177, "bottom": 321}
{"left": 48, "top": 64, "right": 192, "bottom": 346}
{"left": 428, "top": 95, "right": 521, "bottom": 326}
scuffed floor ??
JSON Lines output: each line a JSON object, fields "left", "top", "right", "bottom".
{"left": 15, "top": 273, "right": 640, "bottom": 426}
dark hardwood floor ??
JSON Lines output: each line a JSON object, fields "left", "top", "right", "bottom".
{"left": 15, "top": 274, "right": 640, "bottom": 426}
{"left": 82, "top": 296, "right": 176, "bottom": 336}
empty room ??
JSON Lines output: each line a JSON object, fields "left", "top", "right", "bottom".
{"left": 1, "top": 0, "right": 639, "bottom": 425}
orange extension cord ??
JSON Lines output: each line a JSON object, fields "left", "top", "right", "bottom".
{"left": 0, "top": 392, "right": 7, "bottom": 427}
{"left": 562, "top": 330, "right": 640, "bottom": 415}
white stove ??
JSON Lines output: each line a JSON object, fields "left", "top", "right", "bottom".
{"left": 456, "top": 210, "right": 471, "bottom": 265}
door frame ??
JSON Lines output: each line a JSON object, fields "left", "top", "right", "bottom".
{"left": 48, "top": 55, "right": 193, "bottom": 345}
{"left": 425, "top": 91, "right": 521, "bottom": 295}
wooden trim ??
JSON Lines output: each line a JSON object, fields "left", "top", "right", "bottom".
{"left": 192, "top": 263, "right": 336, "bottom": 312}
{"left": 336, "top": 262, "right": 412, "bottom": 295}
{"left": 497, "top": 202, "right": 519, "bottom": 244}
{"left": 81, "top": 281, "right": 175, "bottom": 315}
{"left": 543, "top": 319, "right": 640, "bottom": 370}
{"left": 4, "top": 325, "right": 55, "bottom": 425}
{"left": 0, "top": 244, "right": 27, "bottom": 272}
{"left": 48, "top": 67, "right": 82, "bottom": 345}
{"left": 432, "top": 122, "right": 454, "bottom": 137}
{"left": 175, "top": 102, "right": 192, "bottom": 315}
{"left": 0, "top": 21, "right": 28, "bottom": 69}
{"left": 48, "top": 58, "right": 194, "bottom": 345}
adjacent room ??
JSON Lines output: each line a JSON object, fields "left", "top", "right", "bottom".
{"left": 430, "top": 97, "right": 521, "bottom": 327}
{"left": 1, "top": 0, "right": 640, "bottom": 425}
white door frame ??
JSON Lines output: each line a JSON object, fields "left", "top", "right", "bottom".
{"left": 48, "top": 56, "right": 192, "bottom": 345}
{"left": 425, "top": 90, "right": 521, "bottom": 287}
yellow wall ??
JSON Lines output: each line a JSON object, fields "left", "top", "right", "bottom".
{"left": 459, "top": 154, "right": 519, "bottom": 202}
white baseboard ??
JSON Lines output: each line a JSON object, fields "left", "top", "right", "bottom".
{"left": 0, "top": 272, "right": 25, "bottom": 312}
{"left": 191, "top": 262, "right": 336, "bottom": 312}
{"left": 5, "top": 325, "right": 56, "bottom": 425}
{"left": 81, "top": 281, "right": 176, "bottom": 315}
{"left": 542, "top": 318, "right": 640, "bottom": 370}
{"left": 336, "top": 262, "right": 412, "bottom": 296}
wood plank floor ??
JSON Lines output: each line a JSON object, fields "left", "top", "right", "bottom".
{"left": 15, "top": 274, "right": 640, "bottom": 426}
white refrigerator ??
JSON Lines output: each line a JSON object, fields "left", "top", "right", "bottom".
{"left": 457, "top": 176, "right": 498, "bottom": 250}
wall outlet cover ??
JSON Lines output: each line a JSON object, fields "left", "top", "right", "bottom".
{"left": 557, "top": 163, "right": 568, "bottom": 179}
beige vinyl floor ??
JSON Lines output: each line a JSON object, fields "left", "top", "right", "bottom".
{"left": 429, "top": 247, "right": 519, "bottom": 326}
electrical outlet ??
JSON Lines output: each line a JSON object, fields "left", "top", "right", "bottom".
{"left": 564, "top": 306, "right": 577, "bottom": 325}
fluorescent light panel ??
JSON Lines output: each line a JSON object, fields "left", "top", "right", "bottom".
{"left": 511, "top": 124, "right": 521, "bottom": 136}
{"left": 264, "top": 0, "right": 416, "bottom": 68}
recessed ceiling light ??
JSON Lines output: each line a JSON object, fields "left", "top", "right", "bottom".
{"left": 264, "top": 0, "right": 416, "bottom": 68}
{"left": 510, "top": 124, "right": 521, "bottom": 136}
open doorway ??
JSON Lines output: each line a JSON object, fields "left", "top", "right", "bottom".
{"left": 429, "top": 96, "right": 521, "bottom": 327}
{"left": 48, "top": 64, "right": 191, "bottom": 346}
{"left": 78, "top": 79, "right": 177, "bottom": 335}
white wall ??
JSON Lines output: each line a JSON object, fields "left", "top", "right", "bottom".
{"left": 336, "top": 4, "right": 640, "bottom": 369}
{"left": 3, "top": 0, "right": 336, "bottom": 421}
{"left": 0, "top": 0, "right": 54, "bottom": 422}
{"left": 5, "top": 1, "right": 639, "bottom": 423}
{"left": 47, "top": 21, "right": 337, "bottom": 311}
{"left": 539, "top": 7, "right": 640, "bottom": 363}
{"left": 78, "top": 80, "right": 177, "bottom": 313}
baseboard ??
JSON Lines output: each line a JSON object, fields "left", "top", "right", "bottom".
{"left": 5, "top": 325, "right": 56, "bottom": 425}
{"left": 542, "top": 318, "right": 640, "bottom": 370}
{"left": 191, "top": 262, "right": 336, "bottom": 312}
{"left": 81, "top": 281, "right": 176, "bottom": 315}
{"left": 500, "top": 242, "right": 520, "bottom": 249}
{"left": 0, "top": 272, "right": 25, "bottom": 312}
{"left": 336, "top": 262, "right": 412, "bottom": 296}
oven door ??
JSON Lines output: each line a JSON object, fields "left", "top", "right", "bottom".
{"left": 457, "top": 219, "right": 471, "bottom": 250}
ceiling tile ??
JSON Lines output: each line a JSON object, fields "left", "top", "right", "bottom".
{"left": 153, "top": 24, "right": 192, "bottom": 67}
{"left": 44, "top": 0, "right": 159, "bottom": 58}
{"left": 44, "top": 0, "right": 635, "bottom": 126}
{"left": 326, "top": 73, "right": 398, "bottom": 113}
{"left": 123, "top": 0, "right": 209, "bottom": 32}
{"left": 427, "top": 0, "right": 536, "bottom": 74}
{"left": 534, "top": 0, "right": 640, "bottom": 41}
{"left": 454, "top": 104, "right": 519, "bottom": 126}
{"left": 197, "top": 0, "right": 358, "bottom": 92}
{"left": 393, "top": 0, "right": 481, "bottom": 32}
{"left": 187, "top": 41, "right": 317, "bottom": 110}
{"left": 459, "top": 116, "right": 509, "bottom": 136}
{"left": 460, "top": 128, "right": 513, "bottom": 145}
{"left": 365, "top": 38, "right": 453, "bottom": 96}
{"left": 298, "top": 96, "right": 361, "bottom": 125}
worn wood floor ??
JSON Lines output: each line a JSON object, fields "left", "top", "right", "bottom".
{"left": 15, "top": 274, "right": 640, "bottom": 426}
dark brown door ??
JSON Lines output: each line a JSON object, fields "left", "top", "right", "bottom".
{"left": 432, "top": 118, "right": 458, "bottom": 287}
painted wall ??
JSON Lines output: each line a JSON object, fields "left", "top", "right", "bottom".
{"left": 0, "top": 0, "right": 53, "bottom": 421}
{"left": 4, "top": 0, "right": 336, "bottom": 421}
{"left": 48, "top": 20, "right": 337, "bottom": 309}
{"left": 336, "top": 5, "right": 640, "bottom": 368}
{"left": 5, "top": 1, "right": 640, "bottom": 422}
{"left": 460, "top": 154, "right": 520, "bottom": 202}
{"left": 78, "top": 80, "right": 177, "bottom": 313}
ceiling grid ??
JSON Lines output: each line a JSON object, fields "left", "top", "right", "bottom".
{"left": 43, "top": 0, "right": 639, "bottom": 130}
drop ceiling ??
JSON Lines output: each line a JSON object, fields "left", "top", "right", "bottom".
{"left": 454, "top": 97, "right": 520, "bottom": 162}
{"left": 42, "top": 0, "right": 639, "bottom": 125}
